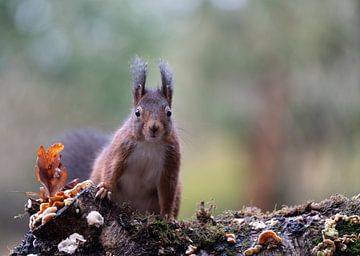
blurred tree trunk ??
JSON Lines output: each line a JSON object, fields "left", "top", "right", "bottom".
{"left": 248, "top": 67, "right": 288, "bottom": 210}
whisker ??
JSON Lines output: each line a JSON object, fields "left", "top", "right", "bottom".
{"left": 5, "top": 190, "right": 26, "bottom": 193}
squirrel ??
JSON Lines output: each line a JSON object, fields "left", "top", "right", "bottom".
{"left": 58, "top": 57, "right": 181, "bottom": 219}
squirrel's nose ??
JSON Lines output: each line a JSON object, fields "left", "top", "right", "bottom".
{"left": 150, "top": 124, "right": 159, "bottom": 135}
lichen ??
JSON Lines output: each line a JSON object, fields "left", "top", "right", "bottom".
{"left": 86, "top": 210, "right": 104, "bottom": 228}
{"left": 57, "top": 233, "right": 86, "bottom": 254}
{"left": 313, "top": 214, "right": 360, "bottom": 256}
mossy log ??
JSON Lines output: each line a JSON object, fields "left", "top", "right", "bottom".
{"left": 11, "top": 185, "right": 360, "bottom": 256}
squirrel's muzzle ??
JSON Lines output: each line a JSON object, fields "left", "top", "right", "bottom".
{"left": 145, "top": 120, "right": 163, "bottom": 140}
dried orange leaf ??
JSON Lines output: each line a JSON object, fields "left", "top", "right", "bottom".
{"left": 37, "top": 146, "right": 46, "bottom": 158}
{"left": 35, "top": 143, "right": 67, "bottom": 197}
{"left": 64, "top": 178, "right": 79, "bottom": 190}
{"left": 39, "top": 187, "right": 47, "bottom": 202}
{"left": 47, "top": 143, "right": 64, "bottom": 154}
{"left": 28, "top": 142, "right": 88, "bottom": 230}
{"left": 25, "top": 191, "right": 42, "bottom": 198}
{"left": 48, "top": 167, "right": 68, "bottom": 197}
{"left": 34, "top": 166, "right": 41, "bottom": 183}
{"left": 55, "top": 191, "right": 65, "bottom": 197}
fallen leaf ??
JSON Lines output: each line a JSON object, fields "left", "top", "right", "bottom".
{"left": 35, "top": 143, "right": 68, "bottom": 197}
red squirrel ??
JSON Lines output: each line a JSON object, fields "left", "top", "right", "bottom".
{"left": 60, "top": 57, "right": 181, "bottom": 218}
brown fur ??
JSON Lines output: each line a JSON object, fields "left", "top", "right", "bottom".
{"left": 90, "top": 57, "right": 181, "bottom": 218}
{"left": 159, "top": 136, "right": 181, "bottom": 217}
{"left": 90, "top": 126, "right": 135, "bottom": 189}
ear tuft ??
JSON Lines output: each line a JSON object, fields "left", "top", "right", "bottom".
{"left": 159, "top": 59, "right": 174, "bottom": 106}
{"left": 131, "top": 56, "right": 147, "bottom": 104}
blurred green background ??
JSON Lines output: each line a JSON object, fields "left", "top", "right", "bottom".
{"left": 1, "top": 0, "right": 360, "bottom": 253}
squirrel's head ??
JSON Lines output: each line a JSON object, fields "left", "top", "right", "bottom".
{"left": 130, "top": 56, "right": 174, "bottom": 142}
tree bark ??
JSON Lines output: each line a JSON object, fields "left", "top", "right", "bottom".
{"left": 10, "top": 185, "right": 360, "bottom": 256}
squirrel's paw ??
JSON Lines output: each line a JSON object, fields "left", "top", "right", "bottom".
{"left": 160, "top": 212, "right": 174, "bottom": 220}
{"left": 96, "top": 182, "right": 112, "bottom": 200}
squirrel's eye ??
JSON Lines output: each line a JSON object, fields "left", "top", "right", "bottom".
{"left": 135, "top": 108, "right": 141, "bottom": 117}
{"left": 165, "top": 106, "right": 172, "bottom": 117}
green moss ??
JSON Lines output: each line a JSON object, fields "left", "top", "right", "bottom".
{"left": 126, "top": 214, "right": 186, "bottom": 254}
{"left": 336, "top": 220, "right": 360, "bottom": 237}
{"left": 242, "top": 240, "right": 251, "bottom": 248}
{"left": 346, "top": 240, "right": 360, "bottom": 255}
{"left": 312, "top": 237, "right": 323, "bottom": 247}
{"left": 240, "top": 225, "right": 252, "bottom": 237}
{"left": 334, "top": 241, "right": 360, "bottom": 256}
{"left": 187, "top": 224, "right": 225, "bottom": 247}
{"left": 224, "top": 246, "right": 237, "bottom": 256}
{"left": 195, "top": 200, "right": 216, "bottom": 224}
{"left": 324, "top": 217, "right": 360, "bottom": 256}
{"left": 147, "top": 218, "right": 177, "bottom": 244}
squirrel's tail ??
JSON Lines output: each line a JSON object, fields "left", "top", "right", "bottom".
{"left": 53, "top": 129, "right": 110, "bottom": 182}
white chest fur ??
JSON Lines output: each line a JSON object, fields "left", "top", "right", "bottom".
{"left": 114, "top": 141, "right": 166, "bottom": 211}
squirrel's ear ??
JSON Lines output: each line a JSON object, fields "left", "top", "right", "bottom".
{"left": 131, "top": 56, "right": 147, "bottom": 105}
{"left": 159, "top": 60, "right": 173, "bottom": 107}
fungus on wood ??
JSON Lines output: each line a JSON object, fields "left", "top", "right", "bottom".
{"left": 11, "top": 143, "right": 360, "bottom": 255}
{"left": 10, "top": 185, "right": 360, "bottom": 256}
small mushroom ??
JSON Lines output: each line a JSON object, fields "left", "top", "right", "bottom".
{"left": 64, "top": 198, "right": 74, "bottom": 206}
{"left": 51, "top": 201, "right": 65, "bottom": 208}
{"left": 185, "top": 245, "right": 197, "bottom": 255}
{"left": 26, "top": 199, "right": 32, "bottom": 209}
{"left": 244, "top": 245, "right": 262, "bottom": 255}
{"left": 225, "top": 233, "right": 236, "bottom": 244}
{"left": 48, "top": 195, "right": 65, "bottom": 203}
{"left": 64, "top": 180, "right": 93, "bottom": 197}
{"left": 257, "top": 230, "right": 282, "bottom": 245}
{"left": 42, "top": 206, "right": 57, "bottom": 215}
{"left": 38, "top": 203, "right": 50, "bottom": 215}
{"left": 42, "top": 212, "right": 56, "bottom": 225}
